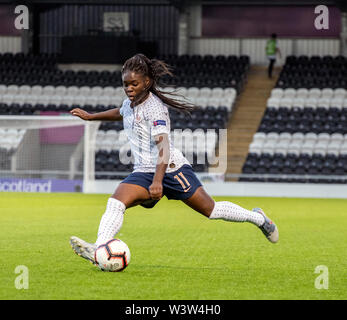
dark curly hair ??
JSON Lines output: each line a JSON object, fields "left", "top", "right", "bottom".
{"left": 122, "top": 53, "right": 195, "bottom": 113}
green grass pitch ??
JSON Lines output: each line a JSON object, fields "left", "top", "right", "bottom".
{"left": 0, "top": 192, "right": 346, "bottom": 300}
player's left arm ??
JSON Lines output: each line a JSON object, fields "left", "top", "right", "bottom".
{"left": 149, "top": 133, "right": 170, "bottom": 200}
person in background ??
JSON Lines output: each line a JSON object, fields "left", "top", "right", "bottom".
{"left": 266, "top": 33, "right": 281, "bottom": 78}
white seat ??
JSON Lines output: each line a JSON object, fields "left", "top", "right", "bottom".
{"left": 317, "top": 133, "right": 330, "bottom": 142}
{"left": 13, "top": 95, "right": 26, "bottom": 105}
{"left": 305, "top": 98, "right": 318, "bottom": 108}
{"left": 287, "top": 142, "right": 301, "bottom": 155}
{"left": 195, "top": 96, "right": 209, "bottom": 108}
{"left": 266, "top": 132, "right": 279, "bottom": 142}
{"left": 292, "top": 98, "right": 305, "bottom": 108}
{"left": 207, "top": 97, "right": 220, "bottom": 108}
{"left": 327, "top": 141, "right": 341, "bottom": 152}
{"left": 67, "top": 86, "right": 79, "bottom": 97}
{"left": 223, "top": 87, "right": 237, "bottom": 98}
{"left": 0, "top": 85, "right": 7, "bottom": 95}
{"left": 253, "top": 132, "right": 266, "bottom": 143}
{"left": 249, "top": 140, "right": 264, "bottom": 150}
{"left": 37, "top": 95, "right": 51, "bottom": 105}
{"left": 88, "top": 95, "right": 99, "bottom": 106}
{"left": 333, "top": 88, "right": 346, "bottom": 99}
{"left": 292, "top": 132, "right": 305, "bottom": 142}
{"left": 261, "top": 147, "right": 275, "bottom": 156}
{"left": 114, "top": 86, "right": 124, "bottom": 96}
{"left": 90, "top": 86, "right": 103, "bottom": 97}
{"left": 100, "top": 139, "right": 114, "bottom": 151}
{"left": 317, "top": 98, "right": 330, "bottom": 109}
{"left": 19, "top": 85, "right": 31, "bottom": 95}
{"left": 271, "top": 88, "right": 284, "bottom": 99}
{"left": 211, "top": 87, "right": 224, "bottom": 99}
{"left": 280, "top": 97, "right": 293, "bottom": 108}
{"left": 301, "top": 140, "right": 315, "bottom": 152}
{"left": 283, "top": 88, "right": 296, "bottom": 99}
{"left": 330, "top": 97, "right": 343, "bottom": 108}
{"left": 313, "top": 149, "right": 327, "bottom": 156}
{"left": 43, "top": 85, "right": 55, "bottom": 96}
{"left": 321, "top": 88, "right": 334, "bottom": 99}
{"left": 31, "top": 85, "right": 43, "bottom": 96}
{"left": 98, "top": 96, "right": 111, "bottom": 106}
{"left": 278, "top": 133, "right": 291, "bottom": 144}
{"left": 96, "top": 130, "right": 107, "bottom": 141}
{"left": 288, "top": 141, "right": 302, "bottom": 151}
{"left": 61, "top": 95, "right": 74, "bottom": 105}
{"left": 2, "top": 94, "right": 14, "bottom": 104}
{"left": 296, "top": 88, "right": 309, "bottom": 99}
{"left": 102, "top": 86, "right": 115, "bottom": 96}
{"left": 79, "top": 86, "right": 91, "bottom": 97}
{"left": 199, "top": 87, "right": 212, "bottom": 99}
{"left": 275, "top": 140, "right": 290, "bottom": 150}
{"left": 326, "top": 149, "right": 339, "bottom": 157}
{"left": 106, "top": 129, "right": 119, "bottom": 140}
{"left": 73, "top": 95, "right": 86, "bottom": 106}
{"left": 223, "top": 96, "right": 235, "bottom": 107}
{"left": 267, "top": 97, "right": 280, "bottom": 108}
{"left": 7, "top": 85, "right": 19, "bottom": 95}
{"left": 6, "top": 128, "right": 18, "bottom": 136}
{"left": 26, "top": 94, "right": 38, "bottom": 105}
{"left": 315, "top": 140, "right": 329, "bottom": 150}
{"left": 55, "top": 85, "right": 67, "bottom": 96}
{"left": 330, "top": 133, "right": 343, "bottom": 142}
{"left": 50, "top": 95, "right": 62, "bottom": 106}
{"left": 304, "top": 132, "right": 318, "bottom": 142}
{"left": 308, "top": 88, "right": 321, "bottom": 99}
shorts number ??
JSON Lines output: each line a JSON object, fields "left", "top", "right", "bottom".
{"left": 174, "top": 172, "right": 191, "bottom": 192}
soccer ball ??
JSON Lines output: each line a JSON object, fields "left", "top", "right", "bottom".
{"left": 94, "top": 239, "right": 131, "bottom": 272}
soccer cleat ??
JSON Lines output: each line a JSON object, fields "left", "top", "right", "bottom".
{"left": 70, "top": 236, "right": 97, "bottom": 265}
{"left": 252, "top": 208, "right": 279, "bottom": 243}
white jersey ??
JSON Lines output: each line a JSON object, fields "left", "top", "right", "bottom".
{"left": 119, "top": 92, "right": 190, "bottom": 173}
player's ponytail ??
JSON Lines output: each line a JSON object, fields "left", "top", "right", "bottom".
{"left": 122, "top": 53, "right": 195, "bottom": 113}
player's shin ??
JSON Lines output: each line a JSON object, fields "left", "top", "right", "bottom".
{"left": 209, "top": 201, "right": 265, "bottom": 227}
{"left": 95, "top": 198, "right": 126, "bottom": 246}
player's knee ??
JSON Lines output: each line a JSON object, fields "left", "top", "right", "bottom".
{"left": 201, "top": 200, "right": 215, "bottom": 218}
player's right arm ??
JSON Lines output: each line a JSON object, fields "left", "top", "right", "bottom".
{"left": 70, "top": 107, "right": 123, "bottom": 121}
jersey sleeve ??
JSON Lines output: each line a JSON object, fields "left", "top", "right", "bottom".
{"left": 119, "top": 99, "right": 128, "bottom": 116}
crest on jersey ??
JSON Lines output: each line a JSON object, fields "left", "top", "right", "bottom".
{"left": 153, "top": 120, "right": 166, "bottom": 126}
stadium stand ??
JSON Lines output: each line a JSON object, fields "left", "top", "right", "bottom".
{"left": 0, "top": 52, "right": 250, "bottom": 178}
{"left": 242, "top": 55, "right": 347, "bottom": 183}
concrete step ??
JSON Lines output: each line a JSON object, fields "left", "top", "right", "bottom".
{"left": 225, "top": 65, "right": 279, "bottom": 175}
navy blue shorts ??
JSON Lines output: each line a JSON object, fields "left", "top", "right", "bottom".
{"left": 121, "top": 165, "right": 202, "bottom": 208}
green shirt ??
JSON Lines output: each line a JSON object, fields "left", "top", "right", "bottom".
{"left": 266, "top": 39, "right": 277, "bottom": 56}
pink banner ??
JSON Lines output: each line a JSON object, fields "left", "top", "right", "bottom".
{"left": 39, "top": 112, "right": 84, "bottom": 144}
{"left": 0, "top": 5, "right": 23, "bottom": 36}
{"left": 202, "top": 6, "right": 341, "bottom": 38}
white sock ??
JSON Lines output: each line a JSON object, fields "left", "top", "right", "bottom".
{"left": 95, "top": 198, "right": 126, "bottom": 246}
{"left": 209, "top": 201, "right": 265, "bottom": 227}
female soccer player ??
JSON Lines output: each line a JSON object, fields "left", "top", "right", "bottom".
{"left": 69, "top": 54, "right": 278, "bottom": 265}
